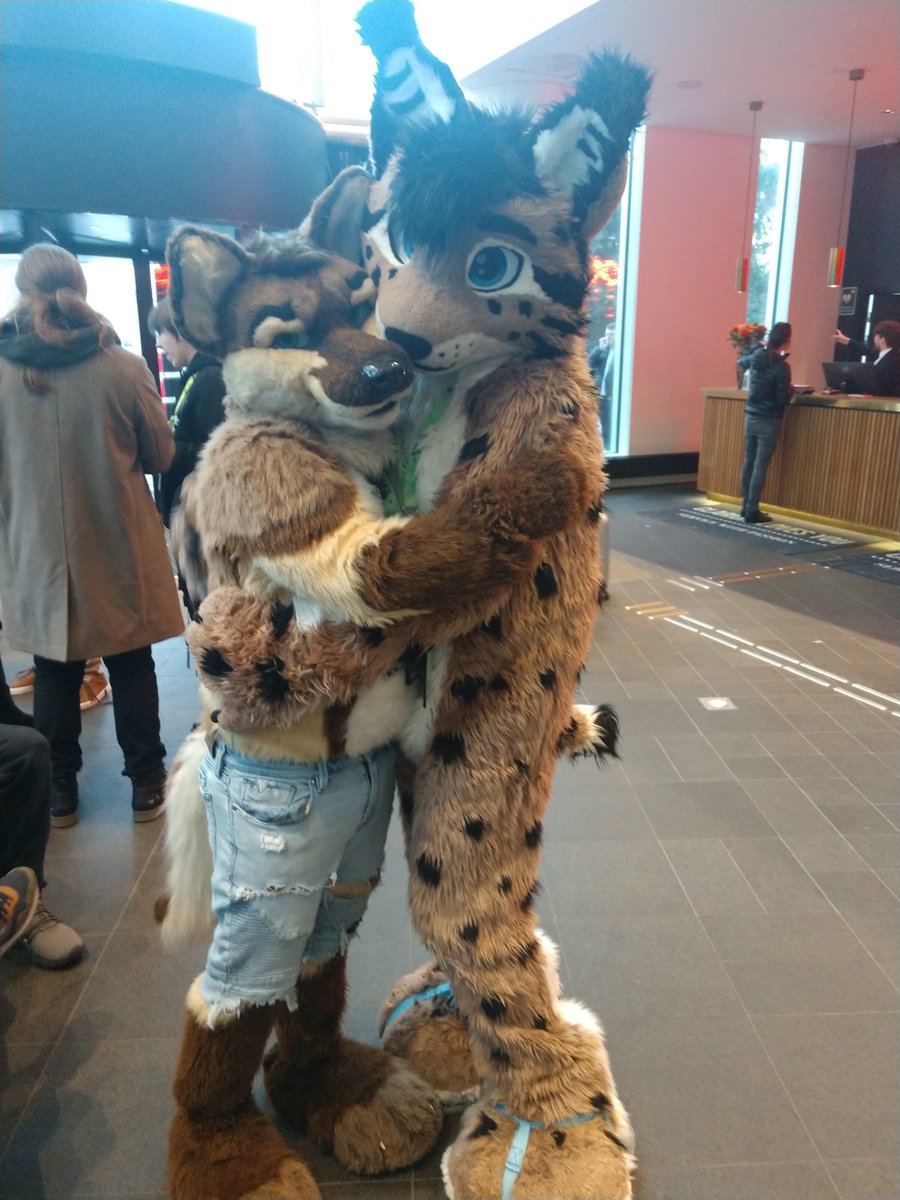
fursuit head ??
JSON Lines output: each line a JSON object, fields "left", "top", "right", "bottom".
{"left": 184, "top": 3, "right": 651, "bottom": 1198}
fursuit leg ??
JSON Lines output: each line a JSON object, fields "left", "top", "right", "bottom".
{"left": 264, "top": 952, "right": 442, "bottom": 1175}
{"left": 408, "top": 771, "right": 634, "bottom": 1200}
{"left": 168, "top": 979, "right": 320, "bottom": 1200}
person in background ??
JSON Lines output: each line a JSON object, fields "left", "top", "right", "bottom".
{"left": 833, "top": 320, "right": 900, "bottom": 397}
{"left": 588, "top": 322, "right": 616, "bottom": 445}
{"left": 0, "top": 244, "right": 185, "bottom": 828}
{"left": 147, "top": 298, "right": 227, "bottom": 529}
{"left": 8, "top": 656, "right": 110, "bottom": 712}
{"left": 739, "top": 320, "right": 794, "bottom": 524}
{"left": 0, "top": 655, "right": 85, "bottom": 968}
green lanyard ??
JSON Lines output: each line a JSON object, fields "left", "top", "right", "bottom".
{"left": 382, "top": 384, "right": 455, "bottom": 517}
{"left": 169, "top": 371, "right": 196, "bottom": 431}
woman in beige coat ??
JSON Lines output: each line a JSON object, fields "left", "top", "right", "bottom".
{"left": 0, "top": 244, "right": 184, "bottom": 827}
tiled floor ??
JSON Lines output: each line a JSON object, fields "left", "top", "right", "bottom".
{"left": 1, "top": 484, "right": 898, "bottom": 1200}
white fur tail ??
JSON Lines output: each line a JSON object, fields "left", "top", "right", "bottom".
{"left": 159, "top": 727, "right": 214, "bottom": 948}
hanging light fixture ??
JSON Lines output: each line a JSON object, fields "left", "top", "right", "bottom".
{"left": 736, "top": 100, "right": 763, "bottom": 292}
{"left": 828, "top": 67, "right": 864, "bottom": 288}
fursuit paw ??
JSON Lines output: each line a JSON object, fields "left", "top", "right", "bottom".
{"left": 379, "top": 962, "right": 479, "bottom": 1110}
{"left": 443, "top": 1098, "right": 635, "bottom": 1200}
{"left": 264, "top": 1036, "right": 442, "bottom": 1175}
{"left": 557, "top": 703, "right": 619, "bottom": 764}
{"left": 168, "top": 1106, "right": 321, "bottom": 1200}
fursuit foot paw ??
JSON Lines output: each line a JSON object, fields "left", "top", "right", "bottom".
{"left": 264, "top": 1035, "right": 442, "bottom": 1175}
{"left": 168, "top": 1105, "right": 321, "bottom": 1200}
{"left": 442, "top": 1098, "right": 635, "bottom": 1200}
{"left": 379, "top": 962, "right": 479, "bottom": 1110}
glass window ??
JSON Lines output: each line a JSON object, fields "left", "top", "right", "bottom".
{"left": 746, "top": 139, "right": 804, "bottom": 328}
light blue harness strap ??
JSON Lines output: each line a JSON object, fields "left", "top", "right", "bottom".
{"left": 491, "top": 1102, "right": 609, "bottom": 1200}
{"left": 382, "top": 980, "right": 454, "bottom": 1032}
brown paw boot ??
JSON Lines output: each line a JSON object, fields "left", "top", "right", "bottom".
{"left": 264, "top": 955, "right": 442, "bottom": 1174}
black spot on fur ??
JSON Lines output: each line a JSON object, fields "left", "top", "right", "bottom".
{"left": 524, "top": 821, "right": 543, "bottom": 849}
{"left": 597, "top": 582, "right": 606, "bottom": 606}
{"left": 552, "top": 222, "right": 571, "bottom": 243}
{"left": 432, "top": 732, "right": 466, "bottom": 763}
{"left": 388, "top": 267, "right": 398, "bottom": 279}
{"left": 576, "top": 135, "right": 598, "bottom": 160}
{"left": 361, "top": 207, "right": 385, "bottom": 233}
{"left": 532, "top": 265, "right": 585, "bottom": 310}
{"left": 361, "top": 626, "right": 385, "bottom": 646}
{"left": 200, "top": 648, "right": 233, "bottom": 678}
{"left": 518, "top": 300, "right": 532, "bottom": 317}
{"left": 416, "top": 854, "right": 442, "bottom": 887}
{"left": 559, "top": 397, "right": 580, "bottom": 419}
{"left": 399, "top": 642, "right": 425, "bottom": 667}
{"left": 527, "top": 330, "right": 567, "bottom": 360}
{"left": 516, "top": 939, "right": 538, "bottom": 965}
{"left": 270, "top": 601, "right": 295, "bottom": 640}
{"left": 399, "top": 790, "right": 414, "bottom": 820}
{"left": 541, "top": 315, "right": 580, "bottom": 336}
{"left": 534, "top": 563, "right": 558, "bottom": 599}
{"left": 481, "top": 996, "right": 507, "bottom": 1020}
{"left": 521, "top": 883, "right": 541, "bottom": 911}
{"left": 460, "top": 922, "right": 480, "bottom": 943}
{"left": 587, "top": 501, "right": 602, "bottom": 525}
{"left": 491, "top": 1045, "right": 512, "bottom": 1066}
{"left": 499, "top": 875, "right": 513, "bottom": 893}
{"left": 459, "top": 432, "right": 491, "bottom": 462}
{"left": 482, "top": 614, "right": 503, "bottom": 639}
{"left": 507, "top": 330, "right": 521, "bottom": 341}
{"left": 605, "top": 1129, "right": 630, "bottom": 1151}
{"left": 552, "top": 1130, "right": 567, "bottom": 1147}
{"left": 591, "top": 1092, "right": 610, "bottom": 1111}
{"left": 370, "top": 264, "right": 382, "bottom": 289}
{"left": 469, "top": 1111, "right": 498, "bottom": 1138}
{"left": 364, "top": 244, "right": 373, "bottom": 260}
{"left": 347, "top": 269, "right": 368, "bottom": 291}
{"left": 190, "top": 610, "right": 203, "bottom": 624}
{"left": 256, "top": 660, "right": 290, "bottom": 702}
{"left": 210, "top": 709, "right": 220, "bottom": 724}
{"left": 515, "top": 759, "right": 530, "bottom": 776}
{"left": 464, "top": 817, "right": 485, "bottom": 841}
{"left": 540, "top": 669, "right": 557, "bottom": 690}
{"left": 452, "top": 675, "right": 484, "bottom": 703}
{"left": 346, "top": 918, "right": 362, "bottom": 937}
{"left": 487, "top": 299, "right": 502, "bottom": 315}
{"left": 533, "top": 1014, "right": 549, "bottom": 1031}
{"left": 489, "top": 675, "right": 509, "bottom": 692}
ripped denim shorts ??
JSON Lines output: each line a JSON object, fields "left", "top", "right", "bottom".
{"left": 197, "top": 739, "right": 395, "bottom": 1016}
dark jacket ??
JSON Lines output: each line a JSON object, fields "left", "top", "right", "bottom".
{"left": 843, "top": 338, "right": 900, "bottom": 397}
{"left": 158, "top": 351, "right": 226, "bottom": 526}
{"left": 742, "top": 344, "right": 793, "bottom": 418}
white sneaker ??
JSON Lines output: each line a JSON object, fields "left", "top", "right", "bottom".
{"left": 21, "top": 902, "right": 86, "bottom": 969}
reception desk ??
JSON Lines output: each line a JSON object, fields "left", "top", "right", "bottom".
{"left": 698, "top": 389, "right": 900, "bottom": 538}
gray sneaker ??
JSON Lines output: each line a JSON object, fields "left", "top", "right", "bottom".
{"left": 21, "top": 902, "right": 86, "bottom": 969}
{"left": 0, "top": 867, "right": 39, "bottom": 957}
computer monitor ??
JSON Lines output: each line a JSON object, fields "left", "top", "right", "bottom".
{"left": 822, "top": 361, "right": 880, "bottom": 395}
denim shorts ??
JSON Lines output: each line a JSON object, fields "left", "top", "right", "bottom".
{"left": 197, "top": 739, "right": 396, "bottom": 1016}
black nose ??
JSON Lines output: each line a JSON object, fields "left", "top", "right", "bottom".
{"left": 383, "top": 326, "right": 434, "bottom": 362}
{"left": 359, "top": 353, "right": 412, "bottom": 400}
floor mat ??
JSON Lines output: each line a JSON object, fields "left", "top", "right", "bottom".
{"left": 647, "top": 505, "right": 862, "bottom": 556}
{"left": 824, "top": 549, "right": 900, "bottom": 585}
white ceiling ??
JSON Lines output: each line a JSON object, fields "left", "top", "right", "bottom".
{"left": 461, "top": 0, "right": 900, "bottom": 148}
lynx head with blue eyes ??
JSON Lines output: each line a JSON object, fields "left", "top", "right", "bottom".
{"left": 333, "top": 44, "right": 651, "bottom": 375}
{"left": 166, "top": 225, "right": 412, "bottom": 430}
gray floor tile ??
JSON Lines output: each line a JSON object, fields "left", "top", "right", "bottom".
{"left": 741, "top": 778, "right": 842, "bottom": 836}
{"left": 638, "top": 780, "right": 775, "bottom": 839}
{"left": 754, "top": 1014, "right": 899, "bottom": 1159}
{"left": 781, "top": 833, "right": 873, "bottom": 875}
{"left": 655, "top": 734, "right": 734, "bottom": 782}
{"left": 843, "top": 832, "right": 900, "bottom": 873}
{"left": 0, "top": 942, "right": 104, "bottom": 1044}
{"left": 826, "top": 1156, "right": 900, "bottom": 1200}
{"left": 542, "top": 838, "right": 691, "bottom": 918}
{"left": 699, "top": 910, "right": 878, "bottom": 964}
{"left": 723, "top": 753, "right": 789, "bottom": 779}
{"left": 721, "top": 838, "right": 832, "bottom": 912}
{"left": 0, "top": 1042, "right": 53, "bottom": 1155}
{"left": 635, "top": 1160, "right": 840, "bottom": 1200}
{"left": 662, "top": 838, "right": 765, "bottom": 914}
{"left": 723, "top": 956, "right": 899, "bottom": 1015}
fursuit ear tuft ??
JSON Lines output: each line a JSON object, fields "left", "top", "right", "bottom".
{"left": 166, "top": 225, "right": 248, "bottom": 355}
{"left": 357, "top": 0, "right": 466, "bottom": 177}
{"left": 531, "top": 50, "right": 652, "bottom": 239}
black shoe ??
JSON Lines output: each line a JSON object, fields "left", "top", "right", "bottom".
{"left": 745, "top": 510, "right": 773, "bottom": 524}
{"left": 50, "top": 780, "right": 79, "bottom": 829}
{"left": 132, "top": 776, "right": 166, "bottom": 823}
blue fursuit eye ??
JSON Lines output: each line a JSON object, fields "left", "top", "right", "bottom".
{"left": 387, "top": 218, "right": 414, "bottom": 264}
{"left": 466, "top": 245, "right": 525, "bottom": 292}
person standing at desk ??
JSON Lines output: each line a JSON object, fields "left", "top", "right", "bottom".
{"left": 833, "top": 320, "right": 900, "bottom": 396}
{"left": 739, "top": 321, "right": 793, "bottom": 524}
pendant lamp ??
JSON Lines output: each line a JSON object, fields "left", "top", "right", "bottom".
{"left": 828, "top": 68, "right": 864, "bottom": 288}
{"left": 736, "top": 100, "right": 763, "bottom": 293}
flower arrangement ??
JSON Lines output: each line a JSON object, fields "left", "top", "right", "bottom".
{"left": 728, "top": 322, "right": 766, "bottom": 355}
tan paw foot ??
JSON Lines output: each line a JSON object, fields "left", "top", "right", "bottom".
{"left": 168, "top": 1106, "right": 321, "bottom": 1200}
{"left": 380, "top": 965, "right": 479, "bottom": 1109}
{"left": 265, "top": 1036, "right": 442, "bottom": 1174}
{"left": 441, "top": 1101, "right": 635, "bottom": 1200}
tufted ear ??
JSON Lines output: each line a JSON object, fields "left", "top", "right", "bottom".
{"left": 356, "top": 0, "right": 466, "bottom": 177}
{"left": 530, "top": 51, "right": 651, "bottom": 240}
{"left": 300, "top": 166, "right": 372, "bottom": 266}
{"left": 166, "top": 225, "right": 249, "bottom": 355}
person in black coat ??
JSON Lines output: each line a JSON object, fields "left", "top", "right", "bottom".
{"left": 738, "top": 321, "right": 793, "bottom": 523}
{"left": 149, "top": 298, "right": 227, "bottom": 527}
{"left": 833, "top": 319, "right": 900, "bottom": 397}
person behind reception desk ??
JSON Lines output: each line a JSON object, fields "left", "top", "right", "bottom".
{"left": 738, "top": 321, "right": 793, "bottom": 524}
{"left": 833, "top": 320, "right": 900, "bottom": 396}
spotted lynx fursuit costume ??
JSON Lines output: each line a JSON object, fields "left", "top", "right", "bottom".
{"left": 187, "top": 5, "right": 650, "bottom": 1196}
